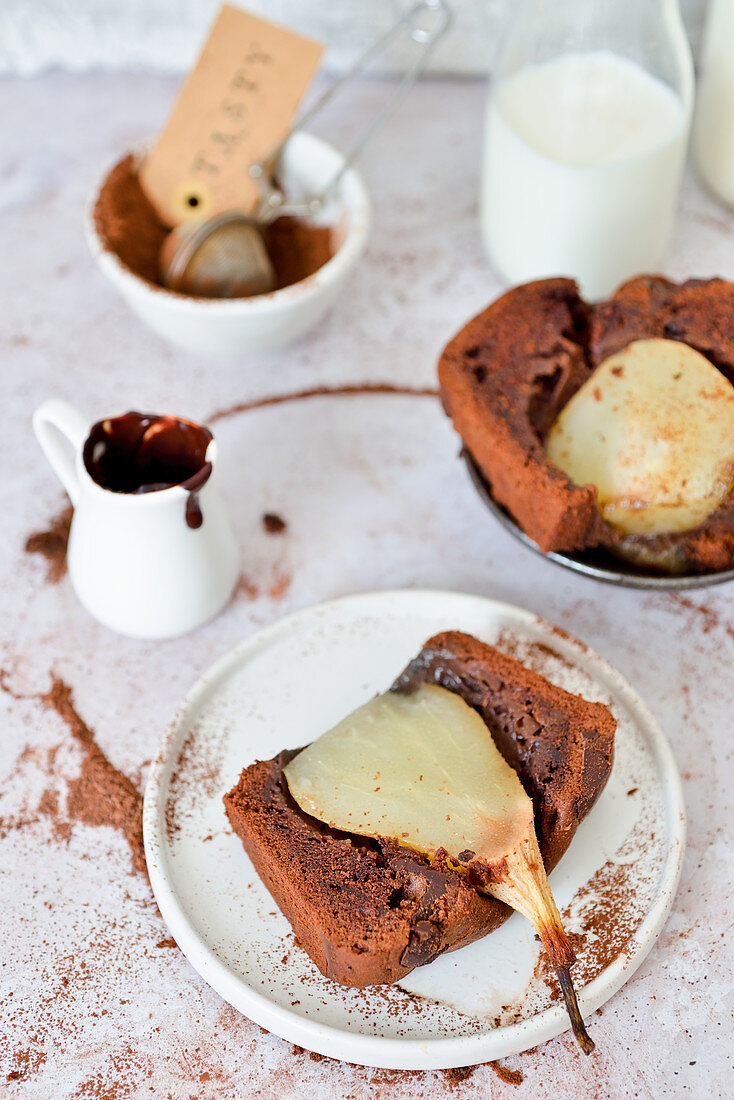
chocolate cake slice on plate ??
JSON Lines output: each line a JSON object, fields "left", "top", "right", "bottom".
{"left": 223, "top": 631, "right": 615, "bottom": 987}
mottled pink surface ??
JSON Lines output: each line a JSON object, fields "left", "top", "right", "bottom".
{"left": 1, "top": 73, "right": 733, "bottom": 1098}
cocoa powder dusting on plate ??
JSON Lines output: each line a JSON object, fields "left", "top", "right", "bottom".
{"left": 529, "top": 849, "right": 642, "bottom": 1006}
{"left": 165, "top": 723, "right": 227, "bottom": 842}
{"left": 494, "top": 629, "right": 579, "bottom": 676}
{"left": 24, "top": 504, "right": 73, "bottom": 584}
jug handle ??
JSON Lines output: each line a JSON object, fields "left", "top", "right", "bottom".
{"left": 32, "top": 399, "right": 89, "bottom": 506}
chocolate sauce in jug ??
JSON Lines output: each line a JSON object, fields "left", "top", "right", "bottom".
{"left": 83, "top": 412, "right": 213, "bottom": 529}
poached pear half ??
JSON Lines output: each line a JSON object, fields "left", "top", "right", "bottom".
{"left": 546, "top": 337, "right": 734, "bottom": 537}
{"left": 284, "top": 682, "right": 595, "bottom": 1054}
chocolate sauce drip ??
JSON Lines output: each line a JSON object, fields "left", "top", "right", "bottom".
{"left": 182, "top": 462, "right": 213, "bottom": 530}
{"left": 83, "top": 411, "right": 213, "bottom": 529}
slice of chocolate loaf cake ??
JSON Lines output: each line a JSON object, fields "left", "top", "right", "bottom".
{"left": 223, "top": 631, "right": 615, "bottom": 987}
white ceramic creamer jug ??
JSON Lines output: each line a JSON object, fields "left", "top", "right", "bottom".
{"left": 33, "top": 399, "right": 239, "bottom": 639}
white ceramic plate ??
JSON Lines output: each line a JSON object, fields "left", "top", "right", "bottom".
{"left": 143, "top": 590, "right": 685, "bottom": 1069}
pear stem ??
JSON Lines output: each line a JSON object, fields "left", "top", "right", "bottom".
{"left": 485, "top": 830, "right": 596, "bottom": 1055}
{"left": 555, "top": 964, "right": 595, "bottom": 1055}
{"left": 537, "top": 920, "right": 594, "bottom": 1054}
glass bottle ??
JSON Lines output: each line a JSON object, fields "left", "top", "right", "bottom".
{"left": 480, "top": 0, "right": 694, "bottom": 300}
{"left": 694, "top": 0, "right": 734, "bottom": 207}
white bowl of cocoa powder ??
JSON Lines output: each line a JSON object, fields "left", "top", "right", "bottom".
{"left": 86, "top": 132, "right": 371, "bottom": 356}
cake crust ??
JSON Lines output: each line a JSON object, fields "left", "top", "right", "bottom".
{"left": 223, "top": 631, "right": 615, "bottom": 987}
{"left": 438, "top": 275, "right": 734, "bottom": 571}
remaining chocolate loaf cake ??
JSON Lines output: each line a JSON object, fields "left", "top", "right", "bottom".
{"left": 438, "top": 275, "right": 734, "bottom": 572}
{"left": 223, "top": 631, "right": 615, "bottom": 987}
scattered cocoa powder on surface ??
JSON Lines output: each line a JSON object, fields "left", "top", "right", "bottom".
{"left": 663, "top": 593, "right": 734, "bottom": 641}
{"left": 4, "top": 1046, "right": 47, "bottom": 1084}
{"left": 42, "top": 676, "right": 147, "bottom": 876}
{"left": 69, "top": 1041, "right": 161, "bottom": 1100}
{"left": 38, "top": 787, "right": 72, "bottom": 843}
{"left": 4, "top": 672, "right": 512, "bottom": 1095}
{"left": 1, "top": 672, "right": 147, "bottom": 877}
{"left": 441, "top": 1064, "right": 478, "bottom": 1087}
{"left": 487, "top": 1061, "right": 524, "bottom": 1085}
{"left": 209, "top": 383, "right": 439, "bottom": 424}
{"left": 365, "top": 1067, "right": 426, "bottom": 1088}
{"left": 290, "top": 1045, "right": 443, "bottom": 1087}
{"left": 94, "top": 154, "right": 334, "bottom": 295}
{"left": 1, "top": 628, "right": 635, "bottom": 1092}
{"left": 236, "top": 573, "right": 259, "bottom": 600}
{"left": 0, "top": 727, "right": 68, "bottom": 841}
{"left": 289, "top": 1043, "right": 513, "bottom": 1093}
{"left": 262, "top": 512, "right": 287, "bottom": 535}
{"left": 37, "top": 788, "right": 58, "bottom": 818}
{"left": 291, "top": 1044, "right": 326, "bottom": 1063}
{"left": 268, "top": 567, "right": 291, "bottom": 600}
{"left": 24, "top": 504, "right": 72, "bottom": 584}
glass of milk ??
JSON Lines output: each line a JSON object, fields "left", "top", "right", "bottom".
{"left": 480, "top": 0, "right": 694, "bottom": 300}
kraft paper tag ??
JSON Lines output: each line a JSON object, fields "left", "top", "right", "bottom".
{"left": 139, "top": 4, "right": 324, "bottom": 226}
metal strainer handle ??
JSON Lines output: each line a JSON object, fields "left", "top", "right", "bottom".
{"left": 251, "top": 0, "right": 454, "bottom": 222}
